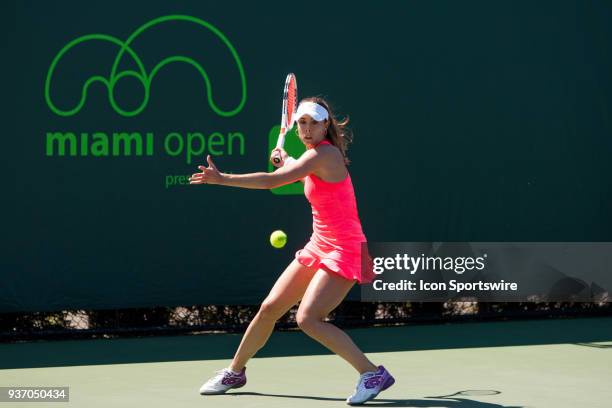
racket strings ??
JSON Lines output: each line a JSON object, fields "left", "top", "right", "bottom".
{"left": 285, "top": 79, "right": 297, "bottom": 126}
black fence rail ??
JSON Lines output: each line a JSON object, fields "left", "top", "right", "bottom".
{"left": 2, "top": 301, "right": 611, "bottom": 343}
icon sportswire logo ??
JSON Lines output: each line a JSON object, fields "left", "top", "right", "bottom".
{"left": 44, "top": 14, "right": 247, "bottom": 117}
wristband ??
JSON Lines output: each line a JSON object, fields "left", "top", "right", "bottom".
{"left": 284, "top": 157, "right": 296, "bottom": 165}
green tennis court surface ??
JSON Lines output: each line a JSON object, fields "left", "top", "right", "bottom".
{"left": 2, "top": 317, "right": 611, "bottom": 408}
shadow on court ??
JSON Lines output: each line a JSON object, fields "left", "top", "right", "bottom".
{"left": 213, "top": 392, "right": 525, "bottom": 407}
{"left": 1, "top": 316, "right": 611, "bottom": 369}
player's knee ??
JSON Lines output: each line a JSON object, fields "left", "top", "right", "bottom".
{"left": 258, "top": 300, "right": 285, "bottom": 321}
{"left": 296, "top": 310, "right": 320, "bottom": 333}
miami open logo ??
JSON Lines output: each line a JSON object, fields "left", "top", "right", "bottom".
{"left": 44, "top": 15, "right": 250, "bottom": 189}
{"left": 45, "top": 14, "right": 247, "bottom": 117}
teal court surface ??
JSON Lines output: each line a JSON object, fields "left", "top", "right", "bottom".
{"left": 1, "top": 317, "right": 611, "bottom": 408}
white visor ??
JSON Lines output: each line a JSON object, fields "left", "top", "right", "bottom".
{"left": 294, "top": 102, "right": 329, "bottom": 122}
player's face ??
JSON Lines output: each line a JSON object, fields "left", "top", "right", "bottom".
{"left": 297, "top": 115, "right": 329, "bottom": 147}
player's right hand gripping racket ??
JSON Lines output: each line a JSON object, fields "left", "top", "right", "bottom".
{"left": 272, "top": 73, "right": 298, "bottom": 164}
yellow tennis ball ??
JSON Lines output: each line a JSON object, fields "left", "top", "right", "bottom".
{"left": 270, "top": 230, "right": 287, "bottom": 249}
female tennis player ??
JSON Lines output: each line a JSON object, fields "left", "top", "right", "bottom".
{"left": 190, "top": 97, "right": 395, "bottom": 405}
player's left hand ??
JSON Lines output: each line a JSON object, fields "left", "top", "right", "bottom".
{"left": 189, "top": 155, "right": 223, "bottom": 185}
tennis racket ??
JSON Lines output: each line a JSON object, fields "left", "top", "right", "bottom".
{"left": 272, "top": 73, "right": 298, "bottom": 164}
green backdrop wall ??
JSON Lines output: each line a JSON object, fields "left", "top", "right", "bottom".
{"left": 3, "top": 0, "right": 611, "bottom": 312}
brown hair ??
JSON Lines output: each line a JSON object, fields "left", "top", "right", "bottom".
{"left": 300, "top": 96, "right": 353, "bottom": 165}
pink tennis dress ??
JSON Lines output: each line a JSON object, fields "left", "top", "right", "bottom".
{"left": 295, "top": 140, "right": 374, "bottom": 284}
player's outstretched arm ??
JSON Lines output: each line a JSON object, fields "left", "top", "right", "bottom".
{"left": 189, "top": 151, "right": 319, "bottom": 189}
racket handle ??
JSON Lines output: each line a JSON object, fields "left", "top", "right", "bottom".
{"left": 272, "top": 130, "right": 287, "bottom": 164}
{"left": 276, "top": 130, "right": 287, "bottom": 149}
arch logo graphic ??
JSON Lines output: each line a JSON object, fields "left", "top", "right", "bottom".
{"left": 45, "top": 14, "right": 246, "bottom": 117}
